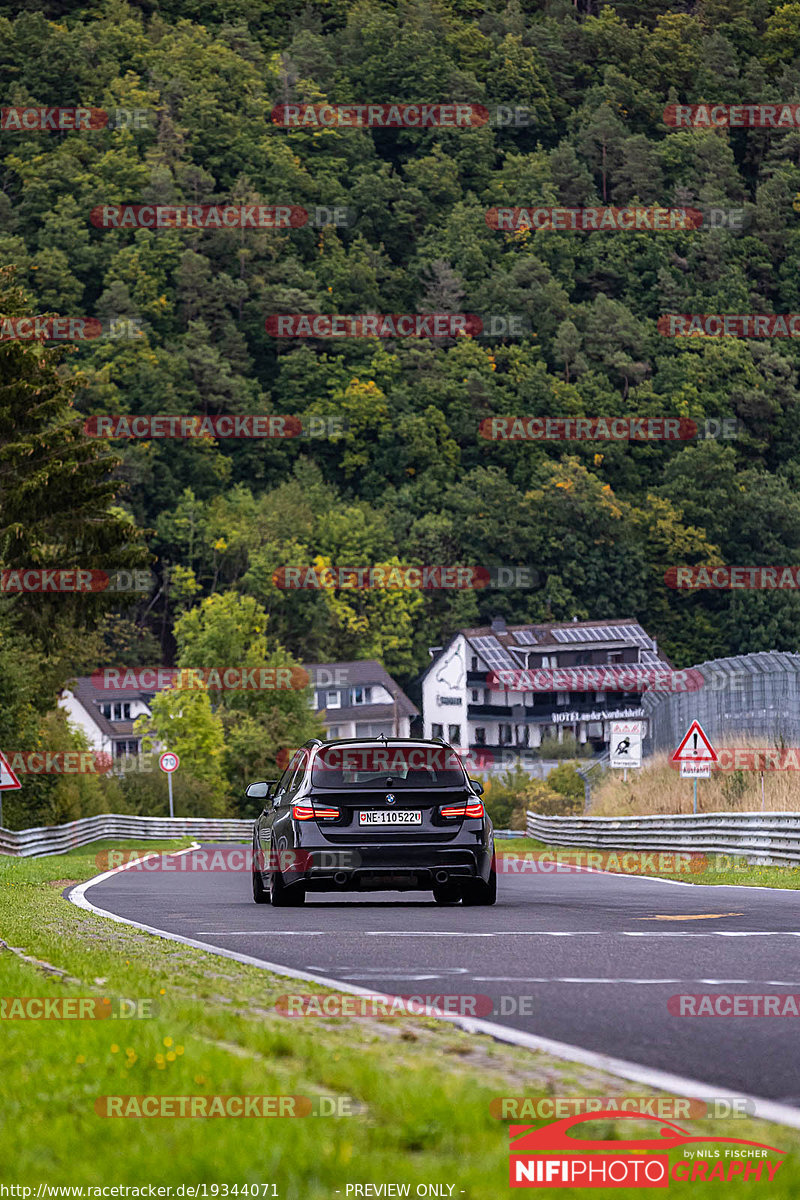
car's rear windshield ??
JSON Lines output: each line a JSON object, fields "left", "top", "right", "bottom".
{"left": 311, "top": 745, "right": 467, "bottom": 788}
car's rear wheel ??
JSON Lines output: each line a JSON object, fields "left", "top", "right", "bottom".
{"left": 462, "top": 868, "right": 497, "bottom": 906}
{"left": 432, "top": 882, "right": 462, "bottom": 904}
{"left": 270, "top": 868, "right": 306, "bottom": 907}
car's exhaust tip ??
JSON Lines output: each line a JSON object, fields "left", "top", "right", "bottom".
{"left": 434, "top": 870, "right": 449, "bottom": 884}
{"left": 333, "top": 871, "right": 349, "bottom": 885}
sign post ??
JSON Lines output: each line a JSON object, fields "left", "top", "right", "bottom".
{"left": 610, "top": 720, "right": 643, "bottom": 783}
{"left": 0, "top": 751, "right": 22, "bottom": 829}
{"left": 672, "top": 721, "right": 717, "bottom": 814}
{"left": 159, "top": 751, "right": 180, "bottom": 818}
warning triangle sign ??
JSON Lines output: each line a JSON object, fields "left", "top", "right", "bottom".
{"left": 0, "top": 751, "right": 22, "bottom": 790}
{"left": 672, "top": 720, "right": 717, "bottom": 763}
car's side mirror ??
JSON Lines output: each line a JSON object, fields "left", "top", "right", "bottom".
{"left": 469, "top": 778, "right": 484, "bottom": 796}
{"left": 246, "top": 780, "right": 275, "bottom": 800}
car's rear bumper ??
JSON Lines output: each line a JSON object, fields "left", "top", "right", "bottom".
{"left": 282, "top": 838, "right": 494, "bottom": 891}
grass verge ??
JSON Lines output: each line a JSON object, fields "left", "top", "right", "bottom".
{"left": 1, "top": 839, "right": 799, "bottom": 1194}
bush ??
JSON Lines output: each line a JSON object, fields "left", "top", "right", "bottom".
{"left": 537, "top": 733, "right": 593, "bottom": 760}
{"left": 112, "top": 767, "right": 233, "bottom": 818}
{"left": 547, "top": 763, "right": 586, "bottom": 806}
{"left": 481, "top": 763, "right": 535, "bottom": 828}
{"left": 519, "top": 778, "right": 577, "bottom": 816}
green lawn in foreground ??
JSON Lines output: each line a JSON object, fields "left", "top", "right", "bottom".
{"left": 500, "top": 837, "right": 800, "bottom": 889}
{"left": 0, "top": 840, "right": 798, "bottom": 1195}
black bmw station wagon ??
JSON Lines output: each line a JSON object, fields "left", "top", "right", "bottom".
{"left": 248, "top": 737, "right": 496, "bottom": 906}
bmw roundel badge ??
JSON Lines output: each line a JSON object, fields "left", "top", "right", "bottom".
{"left": 385, "top": 793, "right": 396, "bottom": 804}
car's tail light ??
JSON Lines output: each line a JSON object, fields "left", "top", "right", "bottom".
{"left": 439, "top": 800, "right": 484, "bottom": 819}
{"left": 292, "top": 803, "right": 340, "bottom": 820}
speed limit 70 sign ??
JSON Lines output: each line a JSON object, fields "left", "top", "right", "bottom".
{"left": 159, "top": 751, "right": 180, "bottom": 773}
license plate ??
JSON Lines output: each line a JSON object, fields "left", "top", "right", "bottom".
{"left": 358, "top": 810, "right": 422, "bottom": 826}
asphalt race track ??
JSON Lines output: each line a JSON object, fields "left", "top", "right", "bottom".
{"left": 77, "top": 845, "right": 800, "bottom": 1106}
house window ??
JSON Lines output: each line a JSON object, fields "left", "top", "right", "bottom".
{"left": 556, "top": 692, "right": 569, "bottom": 705}
{"left": 542, "top": 655, "right": 557, "bottom": 668}
{"left": 352, "top": 686, "right": 372, "bottom": 705}
{"left": 470, "top": 656, "right": 478, "bottom": 671}
{"left": 127, "top": 740, "right": 138, "bottom": 755}
{"left": 432, "top": 723, "right": 444, "bottom": 739}
{"left": 327, "top": 726, "right": 339, "bottom": 739}
{"left": 325, "top": 690, "right": 341, "bottom": 708}
{"left": 101, "top": 703, "right": 112, "bottom": 718}
{"left": 448, "top": 725, "right": 461, "bottom": 745}
{"left": 474, "top": 727, "right": 486, "bottom": 745}
{"left": 608, "top": 650, "right": 622, "bottom": 663}
{"left": 499, "top": 723, "right": 512, "bottom": 744}
{"left": 471, "top": 689, "right": 481, "bottom": 703}
{"left": 123, "top": 703, "right": 131, "bottom": 720}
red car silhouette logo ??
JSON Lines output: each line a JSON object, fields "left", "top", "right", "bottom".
{"left": 510, "top": 1110, "right": 784, "bottom": 1156}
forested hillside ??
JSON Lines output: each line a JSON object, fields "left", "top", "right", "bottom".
{"left": 3, "top": 0, "right": 800, "bottom": 821}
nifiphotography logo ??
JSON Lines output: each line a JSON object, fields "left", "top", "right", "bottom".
{"left": 508, "top": 1111, "right": 784, "bottom": 1188}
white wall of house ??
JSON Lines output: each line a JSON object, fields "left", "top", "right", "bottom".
{"left": 59, "top": 693, "right": 111, "bottom": 754}
{"left": 321, "top": 714, "right": 412, "bottom": 740}
{"left": 59, "top": 691, "right": 151, "bottom": 755}
{"left": 422, "top": 633, "right": 469, "bottom": 746}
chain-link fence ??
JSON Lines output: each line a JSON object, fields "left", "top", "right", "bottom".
{"left": 643, "top": 652, "right": 800, "bottom": 755}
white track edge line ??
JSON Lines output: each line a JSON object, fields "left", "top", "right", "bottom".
{"left": 65, "top": 851, "right": 800, "bottom": 1134}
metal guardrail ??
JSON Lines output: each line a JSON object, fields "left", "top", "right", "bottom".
{"left": 526, "top": 810, "right": 800, "bottom": 866}
{"left": 0, "top": 815, "right": 526, "bottom": 860}
{"left": 0, "top": 814, "right": 253, "bottom": 858}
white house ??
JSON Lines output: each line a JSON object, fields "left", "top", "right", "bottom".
{"left": 420, "top": 616, "right": 670, "bottom": 769}
{"left": 59, "top": 676, "right": 153, "bottom": 761}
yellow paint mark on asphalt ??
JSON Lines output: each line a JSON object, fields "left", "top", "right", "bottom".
{"left": 636, "top": 913, "right": 743, "bottom": 921}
